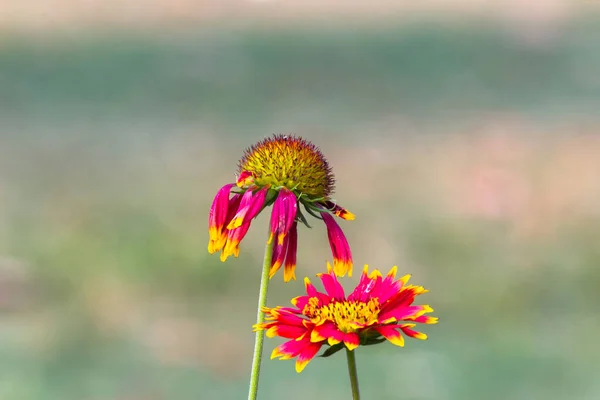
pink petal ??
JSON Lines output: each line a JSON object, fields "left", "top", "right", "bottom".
{"left": 208, "top": 183, "right": 234, "bottom": 233}
{"left": 321, "top": 212, "right": 353, "bottom": 277}
{"left": 318, "top": 268, "right": 346, "bottom": 301}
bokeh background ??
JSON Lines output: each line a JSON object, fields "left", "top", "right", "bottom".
{"left": 2, "top": 2, "right": 600, "bottom": 399}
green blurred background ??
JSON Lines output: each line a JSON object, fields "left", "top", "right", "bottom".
{"left": 1, "top": 2, "right": 600, "bottom": 399}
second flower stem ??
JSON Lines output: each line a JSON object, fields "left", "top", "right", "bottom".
{"left": 247, "top": 238, "right": 275, "bottom": 400}
{"left": 346, "top": 348, "right": 361, "bottom": 400}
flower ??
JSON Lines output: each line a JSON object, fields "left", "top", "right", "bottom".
{"left": 254, "top": 264, "right": 438, "bottom": 372}
{"left": 208, "top": 134, "right": 354, "bottom": 281}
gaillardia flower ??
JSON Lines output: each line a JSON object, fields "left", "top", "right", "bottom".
{"left": 254, "top": 264, "right": 438, "bottom": 372}
{"left": 208, "top": 134, "right": 354, "bottom": 282}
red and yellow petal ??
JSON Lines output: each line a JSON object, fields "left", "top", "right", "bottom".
{"left": 343, "top": 332, "right": 360, "bottom": 350}
{"left": 321, "top": 212, "right": 353, "bottom": 277}
{"left": 311, "top": 321, "right": 343, "bottom": 344}
{"left": 400, "top": 323, "right": 428, "bottom": 340}
{"left": 374, "top": 325, "right": 405, "bottom": 347}
{"left": 283, "top": 222, "right": 298, "bottom": 282}
{"left": 294, "top": 341, "right": 323, "bottom": 373}
{"left": 322, "top": 201, "right": 355, "bottom": 221}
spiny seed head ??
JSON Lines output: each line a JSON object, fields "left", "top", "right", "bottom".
{"left": 237, "top": 134, "right": 335, "bottom": 199}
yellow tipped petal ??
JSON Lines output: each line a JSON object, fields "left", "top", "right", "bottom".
{"left": 328, "top": 337, "right": 341, "bottom": 346}
{"left": 387, "top": 265, "right": 398, "bottom": 278}
{"left": 295, "top": 359, "right": 310, "bottom": 373}
{"left": 387, "top": 334, "right": 405, "bottom": 347}
{"left": 271, "top": 348, "right": 284, "bottom": 360}
{"left": 326, "top": 261, "right": 334, "bottom": 274}
{"left": 303, "top": 277, "right": 312, "bottom": 289}
{"left": 226, "top": 217, "right": 243, "bottom": 230}
{"left": 400, "top": 274, "right": 411, "bottom": 285}
{"left": 368, "top": 269, "right": 382, "bottom": 279}
{"left": 284, "top": 267, "right": 296, "bottom": 282}
{"left": 345, "top": 341, "right": 359, "bottom": 351}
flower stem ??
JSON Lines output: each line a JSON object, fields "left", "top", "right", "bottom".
{"left": 346, "top": 348, "right": 361, "bottom": 400}
{"left": 247, "top": 238, "right": 275, "bottom": 400}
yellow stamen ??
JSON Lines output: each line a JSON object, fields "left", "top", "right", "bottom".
{"left": 302, "top": 297, "right": 381, "bottom": 333}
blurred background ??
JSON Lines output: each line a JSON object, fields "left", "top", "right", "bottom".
{"left": 1, "top": 1, "right": 600, "bottom": 399}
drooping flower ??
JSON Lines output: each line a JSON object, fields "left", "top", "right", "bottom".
{"left": 254, "top": 264, "right": 438, "bottom": 372}
{"left": 208, "top": 134, "right": 354, "bottom": 281}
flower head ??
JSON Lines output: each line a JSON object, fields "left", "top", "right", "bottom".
{"left": 208, "top": 134, "right": 354, "bottom": 281}
{"left": 254, "top": 264, "right": 438, "bottom": 372}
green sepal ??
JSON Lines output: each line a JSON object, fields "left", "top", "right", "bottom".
{"left": 296, "top": 207, "right": 312, "bottom": 229}
{"left": 303, "top": 202, "right": 324, "bottom": 220}
{"left": 319, "top": 342, "right": 345, "bottom": 358}
{"left": 263, "top": 187, "right": 280, "bottom": 207}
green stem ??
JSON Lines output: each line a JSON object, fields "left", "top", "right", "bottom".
{"left": 247, "top": 238, "right": 275, "bottom": 400}
{"left": 346, "top": 348, "right": 361, "bottom": 400}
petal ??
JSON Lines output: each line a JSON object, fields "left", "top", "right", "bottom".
{"left": 317, "top": 263, "right": 346, "bottom": 301}
{"left": 268, "top": 189, "right": 298, "bottom": 245}
{"left": 283, "top": 222, "right": 298, "bottom": 282}
{"left": 227, "top": 187, "right": 267, "bottom": 230}
{"left": 378, "top": 305, "right": 427, "bottom": 323}
{"left": 322, "top": 201, "right": 355, "bottom": 221}
{"left": 400, "top": 325, "right": 428, "bottom": 340}
{"left": 208, "top": 184, "right": 235, "bottom": 252}
{"left": 226, "top": 189, "right": 255, "bottom": 229}
{"left": 271, "top": 339, "right": 306, "bottom": 360}
{"left": 236, "top": 170, "right": 255, "bottom": 187}
{"left": 208, "top": 184, "right": 234, "bottom": 232}
{"left": 295, "top": 342, "right": 323, "bottom": 373}
{"left": 321, "top": 212, "right": 353, "bottom": 277}
{"left": 348, "top": 265, "right": 380, "bottom": 302}
{"left": 374, "top": 325, "right": 405, "bottom": 347}
{"left": 343, "top": 332, "right": 360, "bottom": 350}
{"left": 311, "top": 321, "right": 343, "bottom": 344}
{"left": 266, "top": 324, "right": 307, "bottom": 339}
{"left": 269, "top": 232, "right": 289, "bottom": 278}
{"left": 220, "top": 221, "right": 252, "bottom": 261}
{"left": 410, "top": 315, "right": 439, "bottom": 324}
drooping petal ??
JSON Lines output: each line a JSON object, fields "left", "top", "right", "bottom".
{"left": 321, "top": 212, "right": 353, "bottom": 277}
{"left": 283, "top": 222, "right": 298, "bottom": 282}
{"left": 269, "top": 232, "right": 289, "bottom": 278}
{"left": 220, "top": 221, "right": 252, "bottom": 261}
{"left": 219, "top": 188, "right": 268, "bottom": 261}
{"left": 207, "top": 183, "right": 235, "bottom": 253}
{"left": 268, "top": 189, "right": 298, "bottom": 245}
{"left": 227, "top": 187, "right": 268, "bottom": 229}
{"left": 322, "top": 201, "right": 355, "bottom": 221}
